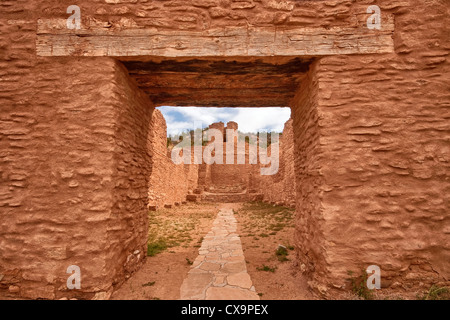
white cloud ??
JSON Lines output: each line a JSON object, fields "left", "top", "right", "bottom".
{"left": 158, "top": 106, "right": 291, "bottom": 136}
{"left": 229, "top": 107, "right": 291, "bottom": 133}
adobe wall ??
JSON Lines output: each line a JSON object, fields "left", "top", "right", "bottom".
{"left": 207, "top": 122, "right": 253, "bottom": 192}
{"left": 147, "top": 110, "right": 198, "bottom": 209}
{"left": 1, "top": 0, "right": 449, "bottom": 299}
{"left": 252, "top": 119, "right": 296, "bottom": 208}
{"left": 0, "top": 1, "right": 155, "bottom": 297}
{"left": 292, "top": 1, "right": 450, "bottom": 295}
{"left": 28, "top": 0, "right": 382, "bottom": 31}
{"left": 0, "top": 55, "right": 153, "bottom": 299}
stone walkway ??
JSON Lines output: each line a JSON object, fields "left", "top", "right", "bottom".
{"left": 180, "top": 208, "right": 259, "bottom": 300}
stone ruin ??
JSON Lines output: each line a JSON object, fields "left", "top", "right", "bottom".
{"left": 148, "top": 118, "right": 295, "bottom": 206}
{"left": 0, "top": 0, "right": 449, "bottom": 299}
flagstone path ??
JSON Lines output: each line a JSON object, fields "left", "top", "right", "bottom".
{"left": 180, "top": 208, "right": 260, "bottom": 300}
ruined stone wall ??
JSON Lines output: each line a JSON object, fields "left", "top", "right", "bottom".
{"left": 0, "top": 1, "right": 155, "bottom": 298}
{"left": 32, "top": 0, "right": 380, "bottom": 31}
{"left": 203, "top": 122, "right": 254, "bottom": 192}
{"left": 147, "top": 110, "right": 198, "bottom": 209}
{"left": 1, "top": 0, "right": 449, "bottom": 299}
{"left": 0, "top": 54, "right": 153, "bottom": 299}
{"left": 253, "top": 119, "right": 296, "bottom": 208}
{"left": 292, "top": 0, "right": 450, "bottom": 295}
{"left": 106, "top": 62, "right": 154, "bottom": 291}
{"left": 291, "top": 61, "right": 328, "bottom": 294}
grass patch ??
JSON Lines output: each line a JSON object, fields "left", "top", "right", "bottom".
{"left": 238, "top": 202, "right": 294, "bottom": 236}
{"left": 142, "top": 281, "right": 155, "bottom": 287}
{"left": 147, "top": 240, "right": 168, "bottom": 257}
{"left": 275, "top": 246, "right": 289, "bottom": 262}
{"left": 418, "top": 285, "right": 450, "bottom": 300}
{"left": 146, "top": 204, "right": 217, "bottom": 256}
{"left": 347, "top": 270, "right": 374, "bottom": 300}
{"left": 186, "top": 258, "right": 194, "bottom": 265}
{"left": 257, "top": 265, "right": 277, "bottom": 273}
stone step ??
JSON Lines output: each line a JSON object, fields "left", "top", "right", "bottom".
{"left": 202, "top": 192, "right": 248, "bottom": 203}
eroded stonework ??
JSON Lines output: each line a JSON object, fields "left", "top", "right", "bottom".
{"left": 0, "top": 0, "right": 449, "bottom": 299}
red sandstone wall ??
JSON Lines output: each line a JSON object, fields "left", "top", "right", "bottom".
{"left": 29, "top": 0, "right": 377, "bottom": 31}
{"left": 107, "top": 61, "right": 154, "bottom": 290}
{"left": 253, "top": 119, "right": 296, "bottom": 208}
{"left": 288, "top": 0, "right": 450, "bottom": 295}
{"left": 0, "top": 1, "right": 154, "bottom": 298}
{"left": 147, "top": 110, "right": 198, "bottom": 209}
{"left": 0, "top": 55, "right": 152, "bottom": 298}
{"left": 1, "top": 0, "right": 449, "bottom": 299}
{"left": 291, "top": 61, "right": 328, "bottom": 294}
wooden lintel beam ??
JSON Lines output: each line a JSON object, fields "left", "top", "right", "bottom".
{"left": 36, "top": 18, "right": 394, "bottom": 57}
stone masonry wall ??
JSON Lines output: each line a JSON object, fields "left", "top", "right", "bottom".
{"left": 106, "top": 61, "right": 155, "bottom": 292}
{"left": 1, "top": 0, "right": 449, "bottom": 299}
{"left": 0, "top": 54, "right": 153, "bottom": 298}
{"left": 31, "top": 0, "right": 386, "bottom": 32}
{"left": 0, "top": 1, "right": 155, "bottom": 298}
{"left": 253, "top": 118, "right": 296, "bottom": 208}
{"left": 291, "top": 61, "right": 328, "bottom": 294}
{"left": 147, "top": 110, "right": 198, "bottom": 209}
{"left": 311, "top": 0, "right": 450, "bottom": 295}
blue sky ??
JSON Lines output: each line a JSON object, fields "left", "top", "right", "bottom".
{"left": 158, "top": 106, "right": 291, "bottom": 136}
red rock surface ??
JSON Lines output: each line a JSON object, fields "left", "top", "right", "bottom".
{"left": 0, "top": 0, "right": 448, "bottom": 299}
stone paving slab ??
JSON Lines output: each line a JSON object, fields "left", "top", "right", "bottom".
{"left": 180, "top": 208, "right": 259, "bottom": 300}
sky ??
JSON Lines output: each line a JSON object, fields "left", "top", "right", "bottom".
{"left": 158, "top": 106, "right": 291, "bottom": 137}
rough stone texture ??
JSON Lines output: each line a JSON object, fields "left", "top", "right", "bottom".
{"left": 290, "top": 1, "right": 450, "bottom": 295}
{"left": 1, "top": 0, "right": 449, "bottom": 299}
{"left": 0, "top": 54, "right": 153, "bottom": 298}
{"left": 0, "top": 1, "right": 154, "bottom": 297}
{"left": 253, "top": 119, "right": 296, "bottom": 208}
{"left": 147, "top": 110, "right": 198, "bottom": 209}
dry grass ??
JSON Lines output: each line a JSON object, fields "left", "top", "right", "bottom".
{"left": 147, "top": 203, "right": 217, "bottom": 256}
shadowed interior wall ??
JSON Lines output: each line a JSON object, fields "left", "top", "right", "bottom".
{"left": 106, "top": 61, "right": 155, "bottom": 290}
{"left": 253, "top": 119, "right": 296, "bottom": 208}
{"left": 291, "top": 61, "right": 327, "bottom": 294}
{"left": 147, "top": 109, "right": 199, "bottom": 209}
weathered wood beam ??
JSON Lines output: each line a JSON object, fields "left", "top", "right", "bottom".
{"left": 131, "top": 73, "right": 304, "bottom": 90}
{"left": 143, "top": 87, "right": 293, "bottom": 107}
{"left": 122, "top": 58, "right": 313, "bottom": 75}
{"left": 36, "top": 18, "right": 394, "bottom": 57}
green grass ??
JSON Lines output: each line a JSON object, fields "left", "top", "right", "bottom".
{"left": 147, "top": 240, "right": 168, "bottom": 257}
{"left": 347, "top": 270, "right": 374, "bottom": 300}
{"left": 186, "top": 258, "right": 193, "bottom": 265}
{"left": 142, "top": 281, "right": 155, "bottom": 287}
{"left": 237, "top": 201, "right": 295, "bottom": 236}
{"left": 275, "top": 246, "right": 289, "bottom": 262}
{"left": 257, "top": 265, "right": 277, "bottom": 273}
{"left": 418, "top": 285, "right": 450, "bottom": 300}
{"left": 146, "top": 205, "right": 216, "bottom": 257}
